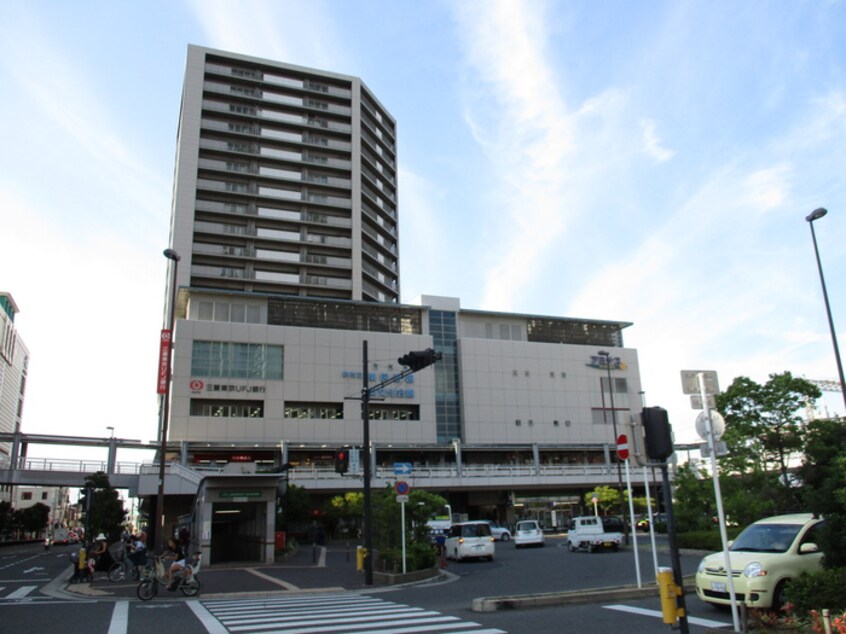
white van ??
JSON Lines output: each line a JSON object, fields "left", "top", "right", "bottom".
{"left": 445, "top": 521, "right": 495, "bottom": 561}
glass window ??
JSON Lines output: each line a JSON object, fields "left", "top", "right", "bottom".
{"left": 198, "top": 302, "right": 213, "bottom": 320}
{"left": 214, "top": 303, "right": 229, "bottom": 322}
{"left": 247, "top": 306, "right": 261, "bottom": 324}
{"left": 231, "top": 304, "right": 246, "bottom": 323}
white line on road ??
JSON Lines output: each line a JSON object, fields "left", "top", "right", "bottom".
{"left": 6, "top": 585, "right": 37, "bottom": 599}
{"left": 604, "top": 604, "right": 731, "bottom": 628}
{"left": 187, "top": 600, "right": 230, "bottom": 634}
{"left": 245, "top": 568, "right": 300, "bottom": 590}
{"left": 108, "top": 600, "right": 129, "bottom": 634}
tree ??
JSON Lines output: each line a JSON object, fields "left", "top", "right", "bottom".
{"left": 0, "top": 500, "right": 12, "bottom": 537}
{"left": 584, "top": 486, "right": 620, "bottom": 515}
{"left": 717, "top": 372, "right": 820, "bottom": 510}
{"left": 16, "top": 503, "right": 50, "bottom": 536}
{"left": 276, "top": 484, "right": 312, "bottom": 533}
{"left": 796, "top": 417, "right": 846, "bottom": 568}
{"left": 81, "top": 472, "right": 126, "bottom": 541}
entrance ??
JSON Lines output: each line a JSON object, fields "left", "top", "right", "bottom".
{"left": 210, "top": 501, "right": 265, "bottom": 564}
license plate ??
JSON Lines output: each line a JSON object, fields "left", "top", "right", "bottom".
{"left": 603, "top": 542, "right": 612, "bottom": 547}
{"left": 711, "top": 582, "right": 726, "bottom": 593}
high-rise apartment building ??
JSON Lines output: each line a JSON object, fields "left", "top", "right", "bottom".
{"left": 0, "top": 293, "right": 28, "bottom": 504}
{"left": 168, "top": 45, "right": 399, "bottom": 307}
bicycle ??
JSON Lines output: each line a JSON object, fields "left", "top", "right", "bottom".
{"left": 108, "top": 548, "right": 142, "bottom": 582}
{"left": 136, "top": 552, "right": 201, "bottom": 600}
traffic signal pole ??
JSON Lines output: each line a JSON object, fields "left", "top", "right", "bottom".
{"left": 361, "top": 340, "right": 373, "bottom": 586}
{"left": 358, "top": 343, "right": 442, "bottom": 586}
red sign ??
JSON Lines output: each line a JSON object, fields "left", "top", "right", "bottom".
{"left": 395, "top": 480, "right": 410, "bottom": 495}
{"left": 157, "top": 329, "right": 172, "bottom": 394}
{"left": 616, "top": 434, "right": 629, "bottom": 460}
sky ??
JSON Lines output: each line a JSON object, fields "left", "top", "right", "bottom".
{"left": 2, "top": 0, "right": 845, "bottom": 467}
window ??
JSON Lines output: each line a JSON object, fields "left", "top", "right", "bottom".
{"left": 601, "top": 376, "right": 629, "bottom": 394}
{"left": 190, "top": 399, "right": 264, "bottom": 418}
{"left": 41, "top": 492, "right": 48, "bottom": 500}
{"left": 192, "top": 341, "right": 283, "bottom": 380}
{"left": 21, "top": 491, "right": 32, "bottom": 500}
{"left": 283, "top": 403, "right": 343, "bottom": 419}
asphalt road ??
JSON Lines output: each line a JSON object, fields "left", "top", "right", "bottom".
{"left": 0, "top": 537, "right": 736, "bottom": 633}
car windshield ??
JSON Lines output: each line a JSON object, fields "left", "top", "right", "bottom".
{"left": 730, "top": 523, "right": 802, "bottom": 553}
{"left": 516, "top": 521, "right": 537, "bottom": 531}
{"left": 461, "top": 524, "right": 491, "bottom": 538}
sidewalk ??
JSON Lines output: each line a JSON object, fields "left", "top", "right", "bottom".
{"left": 62, "top": 543, "right": 399, "bottom": 600}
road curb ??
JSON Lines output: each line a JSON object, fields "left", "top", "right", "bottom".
{"left": 472, "top": 576, "right": 697, "bottom": 612}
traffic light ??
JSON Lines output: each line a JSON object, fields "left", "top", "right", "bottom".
{"left": 334, "top": 449, "right": 349, "bottom": 474}
{"left": 398, "top": 348, "right": 442, "bottom": 372}
{"left": 642, "top": 406, "right": 674, "bottom": 461}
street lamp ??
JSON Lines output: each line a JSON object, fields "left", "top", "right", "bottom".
{"left": 155, "top": 248, "right": 180, "bottom": 552}
{"left": 106, "top": 426, "right": 114, "bottom": 438}
{"left": 805, "top": 208, "right": 846, "bottom": 413}
{"left": 598, "top": 350, "right": 627, "bottom": 542}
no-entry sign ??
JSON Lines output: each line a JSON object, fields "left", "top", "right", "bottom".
{"left": 616, "top": 434, "right": 629, "bottom": 460}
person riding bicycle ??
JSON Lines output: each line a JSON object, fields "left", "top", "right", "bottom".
{"left": 128, "top": 532, "right": 147, "bottom": 568}
{"left": 164, "top": 537, "right": 187, "bottom": 590}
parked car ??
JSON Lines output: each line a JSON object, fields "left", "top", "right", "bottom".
{"left": 445, "top": 521, "right": 495, "bottom": 561}
{"left": 514, "top": 520, "right": 545, "bottom": 548}
{"left": 480, "top": 520, "right": 512, "bottom": 542}
{"left": 567, "top": 516, "right": 623, "bottom": 553}
{"left": 695, "top": 513, "right": 824, "bottom": 610}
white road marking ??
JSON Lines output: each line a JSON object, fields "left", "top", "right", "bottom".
{"left": 245, "top": 568, "right": 300, "bottom": 590}
{"left": 107, "top": 600, "right": 129, "bottom": 634}
{"left": 603, "top": 604, "right": 731, "bottom": 628}
{"left": 187, "top": 600, "right": 230, "bottom": 634}
{"left": 6, "top": 585, "right": 37, "bottom": 599}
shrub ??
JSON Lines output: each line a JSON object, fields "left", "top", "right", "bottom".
{"left": 676, "top": 528, "right": 743, "bottom": 551}
{"left": 377, "top": 543, "right": 436, "bottom": 573}
{"left": 787, "top": 568, "right": 846, "bottom": 615}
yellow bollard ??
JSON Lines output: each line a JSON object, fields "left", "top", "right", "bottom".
{"left": 356, "top": 546, "right": 367, "bottom": 571}
{"left": 656, "top": 566, "right": 680, "bottom": 625}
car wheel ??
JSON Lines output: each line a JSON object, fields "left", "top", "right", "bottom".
{"left": 500, "top": 533, "right": 510, "bottom": 542}
{"left": 773, "top": 580, "right": 789, "bottom": 611}
{"left": 568, "top": 541, "right": 576, "bottom": 552}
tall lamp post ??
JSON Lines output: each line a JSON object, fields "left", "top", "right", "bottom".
{"left": 155, "top": 248, "right": 180, "bottom": 552}
{"left": 598, "top": 350, "right": 627, "bottom": 542}
{"left": 805, "top": 208, "right": 846, "bottom": 413}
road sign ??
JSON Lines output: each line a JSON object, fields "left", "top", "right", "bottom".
{"left": 680, "top": 370, "right": 720, "bottom": 395}
{"left": 393, "top": 462, "right": 412, "bottom": 476}
{"left": 394, "top": 480, "right": 410, "bottom": 495}
{"left": 695, "top": 410, "right": 726, "bottom": 441}
{"left": 690, "top": 394, "right": 717, "bottom": 410}
{"left": 396, "top": 494, "right": 409, "bottom": 503}
{"left": 616, "top": 434, "right": 629, "bottom": 460}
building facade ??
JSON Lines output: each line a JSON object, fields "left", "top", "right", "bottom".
{"left": 163, "top": 47, "right": 650, "bottom": 562}
{"left": 0, "top": 293, "right": 28, "bottom": 504}
{"left": 167, "top": 45, "right": 399, "bottom": 310}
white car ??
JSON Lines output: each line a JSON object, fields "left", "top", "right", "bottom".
{"left": 445, "top": 521, "right": 495, "bottom": 561}
{"left": 695, "top": 513, "right": 824, "bottom": 610}
{"left": 480, "top": 520, "right": 512, "bottom": 541}
{"left": 514, "top": 520, "right": 544, "bottom": 548}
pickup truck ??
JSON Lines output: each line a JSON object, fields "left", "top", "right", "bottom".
{"left": 567, "top": 516, "right": 623, "bottom": 553}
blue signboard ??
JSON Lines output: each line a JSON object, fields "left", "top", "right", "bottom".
{"left": 393, "top": 462, "right": 412, "bottom": 475}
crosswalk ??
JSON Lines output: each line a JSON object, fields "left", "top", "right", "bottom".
{"left": 200, "top": 593, "right": 507, "bottom": 634}
{"left": 0, "top": 585, "right": 37, "bottom": 599}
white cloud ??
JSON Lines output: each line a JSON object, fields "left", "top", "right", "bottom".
{"left": 640, "top": 118, "right": 675, "bottom": 163}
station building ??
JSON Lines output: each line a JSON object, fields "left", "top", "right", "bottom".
{"left": 158, "top": 46, "right": 652, "bottom": 563}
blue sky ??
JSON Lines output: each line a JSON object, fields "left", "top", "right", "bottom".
{"left": 2, "top": 0, "right": 845, "bottom": 463}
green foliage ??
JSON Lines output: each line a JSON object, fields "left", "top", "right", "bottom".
{"left": 797, "top": 418, "right": 846, "bottom": 568}
{"left": 584, "top": 486, "right": 620, "bottom": 515}
{"left": 670, "top": 464, "right": 715, "bottom": 532}
{"left": 377, "top": 542, "right": 436, "bottom": 573}
{"left": 717, "top": 372, "right": 820, "bottom": 508}
{"left": 676, "top": 528, "right": 743, "bottom": 551}
{"left": 0, "top": 500, "right": 12, "bottom": 536}
{"left": 81, "top": 472, "right": 126, "bottom": 541}
{"left": 786, "top": 568, "right": 846, "bottom": 614}
{"left": 15, "top": 503, "right": 50, "bottom": 535}
{"left": 276, "top": 484, "right": 312, "bottom": 531}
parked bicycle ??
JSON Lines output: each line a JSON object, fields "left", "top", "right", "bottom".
{"left": 108, "top": 544, "right": 141, "bottom": 582}
{"left": 136, "top": 552, "right": 201, "bottom": 600}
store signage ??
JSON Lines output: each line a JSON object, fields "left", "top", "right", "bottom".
{"left": 190, "top": 382, "right": 266, "bottom": 394}
{"left": 585, "top": 355, "right": 627, "bottom": 370}
{"left": 157, "top": 329, "right": 172, "bottom": 395}
{"left": 220, "top": 490, "right": 262, "bottom": 498}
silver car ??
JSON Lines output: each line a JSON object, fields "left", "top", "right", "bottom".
{"left": 514, "top": 520, "right": 545, "bottom": 548}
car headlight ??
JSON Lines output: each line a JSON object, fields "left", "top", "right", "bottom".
{"left": 743, "top": 562, "right": 766, "bottom": 578}
{"left": 697, "top": 558, "right": 706, "bottom": 574}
